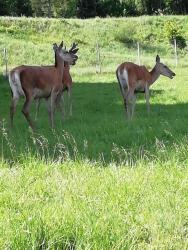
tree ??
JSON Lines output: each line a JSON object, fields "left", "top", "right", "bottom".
{"left": 31, "top": 0, "right": 52, "bottom": 17}
{"left": 77, "top": 0, "right": 97, "bottom": 18}
{"left": 53, "top": 0, "right": 78, "bottom": 18}
{"left": 0, "top": 0, "right": 9, "bottom": 15}
{"left": 0, "top": 0, "right": 188, "bottom": 17}
{"left": 16, "top": 0, "right": 32, "bottom": 16}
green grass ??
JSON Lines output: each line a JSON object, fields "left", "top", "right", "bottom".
{"left": 0, "top": 16, "right": 188, "bottom": 249}
{"left": 1, "top": 160, "right": 188, "bottom": 249}
{"left": 0, "top": 15, "right": 188, "bottom": 72}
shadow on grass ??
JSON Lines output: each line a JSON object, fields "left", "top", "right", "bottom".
{"left": 0, "top": 76, "right": 188, "bottom": 164}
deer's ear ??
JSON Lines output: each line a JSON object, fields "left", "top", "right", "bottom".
{"left": 53, "top": 43, "right": 58, "bottom": 51}
{"left": 59, "top": 41, "right": 64, "bottom": 49}
{"left": 156, "top": 55, "right": 160, "bottom": 63}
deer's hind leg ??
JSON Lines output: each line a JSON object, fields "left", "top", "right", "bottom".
{"left": 67, "top": 86, "right": 72, "bottom": 116}
{"left": 22, "top": 94, "right": 34, "bottom": 130}
{"left": 47, "top": 90, "right": 59, "bottom": 128}
{"left": 126, "top": 89, "right": 136, "bottom": 120}
{"left": 145, "top": 84, "right": 150, "bottom": 114}
{"left": 35, "top": 99, "right": 41, "bottom": 121}
{"left": 118, "top": 79, "right": 128, "bottom": 116}
{"left": 10, "top": 95, "right": 19, "bottom": 128}
{"left": 117, "top": 70, "right": 131, "bottom": 118}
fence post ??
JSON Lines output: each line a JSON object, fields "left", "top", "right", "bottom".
{"left": 3, "top": 48, "right": 8, "bottom": 78}
{"left": 174, "top": 38, "right": 178, "bottom": 67}
{"left": 96, "top": 42, "right": 101, "bottom": 74}
{"left": 137, "top": 42, "right": 141, "bottom": 65}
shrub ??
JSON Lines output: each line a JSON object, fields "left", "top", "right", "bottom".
{"left": 114, "top": 22, "right": 138, "bottom": 47}
{"left": 164, "top": 20, "right": 187, "bottom": 49}
{"left": 170, "top": 35, "right": 187, "bottom": 50}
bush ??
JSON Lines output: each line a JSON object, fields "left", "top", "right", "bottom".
{"left": 170, "top": 35, "right": 187, "bottom": 50}
{"left": 164, "top": 20, "right": 187, "bottom": 49}
{"left": 114, "top": 22, "right": 138, "bottom": 47}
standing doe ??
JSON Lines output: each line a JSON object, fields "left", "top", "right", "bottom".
{"left": 116, "top": 55, "right": 175, "bottom": 119}
{"left": 35, "top": 43, "right": 79, "bottom": 119}
{"left": 9, "top": 41, "right": 78, "bottom": 130}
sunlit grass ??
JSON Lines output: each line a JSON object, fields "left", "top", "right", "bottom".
{"left": 0, "top": 160, "right": 188, "bottom": 249}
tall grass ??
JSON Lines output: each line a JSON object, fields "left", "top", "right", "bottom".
{"left": 1, "top": 159, "right": 188, "bottom": 249}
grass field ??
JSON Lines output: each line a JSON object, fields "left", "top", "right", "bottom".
{"left": 0, "top": 16, "right": 188, "bottom": 249}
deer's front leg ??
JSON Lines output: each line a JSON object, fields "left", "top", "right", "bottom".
{"left": 35, "top": 99, "right": 41, "bottom": 121}
{"left": 56, "top": 94, "right": 65, "bottom": 121}
{"left": 145, "top": 84, "right": 150, "bottom": 114}
{"left": 47, "top": 91, "right": 58, "bottom": 129}
{"left": 68, "top": 87, "right": 72, "bottom": 116}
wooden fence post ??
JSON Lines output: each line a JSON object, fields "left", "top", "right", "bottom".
{"left": 137, "top": 42, "right": 141, "bottom": 66}
{"left": 96, "top": 42, "right": 101, "bottom": 73}
{"left": 3, "top": 48, "right": 8, "bottom": 78}
{"left": 174, "top": 38, "right": 178, "bottom": 67}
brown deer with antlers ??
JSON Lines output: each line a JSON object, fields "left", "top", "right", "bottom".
{"left": 35, "top": 42, "right": 79, "bottom": 119}
{"left": 9, "top": 41, "right": 78, "bottom": 130}
{"left": 116, "top": 55, "right": 176, "bottom": 119}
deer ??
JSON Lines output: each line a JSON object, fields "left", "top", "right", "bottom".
{"left": 9, "top": 41, "right": 78, "bottom": 130}
{"left": 116, "top": 55, "right": 176, "bottom": 119}
{"left": 35, "top": 43, "right": 79, "bottom": 119}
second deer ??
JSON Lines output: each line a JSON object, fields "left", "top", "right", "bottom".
{"left": 116, "top": 55, "right": 176, "bottom": 119}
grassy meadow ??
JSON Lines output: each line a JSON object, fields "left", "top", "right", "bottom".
{"left": 0, "top": 16, "right": 188, "bottom": 249}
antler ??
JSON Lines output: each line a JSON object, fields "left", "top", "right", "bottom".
{"left": 69, "top": 42, "right": 79, "bottom": 54}
{"left": 59, "top": 41, "right": 64, "bottom": 49}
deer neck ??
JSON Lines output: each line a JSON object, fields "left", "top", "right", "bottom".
{"left": 149, "top": 64, "right": 160, "bottom": 85}
{"left": 64, "top": 62, "right": 69, "bottom": 68}
{"left": 55, "top": 52, "right": 64, "bottom": 72}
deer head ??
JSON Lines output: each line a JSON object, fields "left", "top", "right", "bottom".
{"left": 53, "top": 41, "right": 78, "bottom": 65}
{"left": 68, "top": 42, "right": 79, "bottom": 65}
{"left": 156, "top": 55, "right": 176, "bottom": 79}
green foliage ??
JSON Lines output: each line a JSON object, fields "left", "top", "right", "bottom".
{"left": 0, "top": 0, "right": 32, "bottom": 16}
{"left": 0, "top": 16, "right": 188, "bottom": 70}
{"left": 1, "top": 0, "right": 188, "bottom": 17}
{"left": 164, "top": 20, "right": 187, "bottom": 49}
{"left": 115, "top": 21, "right": 139, "bottom": 46}
{"left": 165, "top": 20, "right": 181, "bottom": 40}
{"left": 52, "top": 0, "right": 78, "bottom": 18}
{"left": 175, "top": 35, "right": 187, "bottom": 50}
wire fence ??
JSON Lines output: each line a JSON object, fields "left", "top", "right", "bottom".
{"left": 1, "top": 48, "right": 8, "bottom": 78}
{"left": 1, "top": 38, "right": 188, "bottom": 78}
{"left": 95, "top": 39, "right": 188, "bottom": 73}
